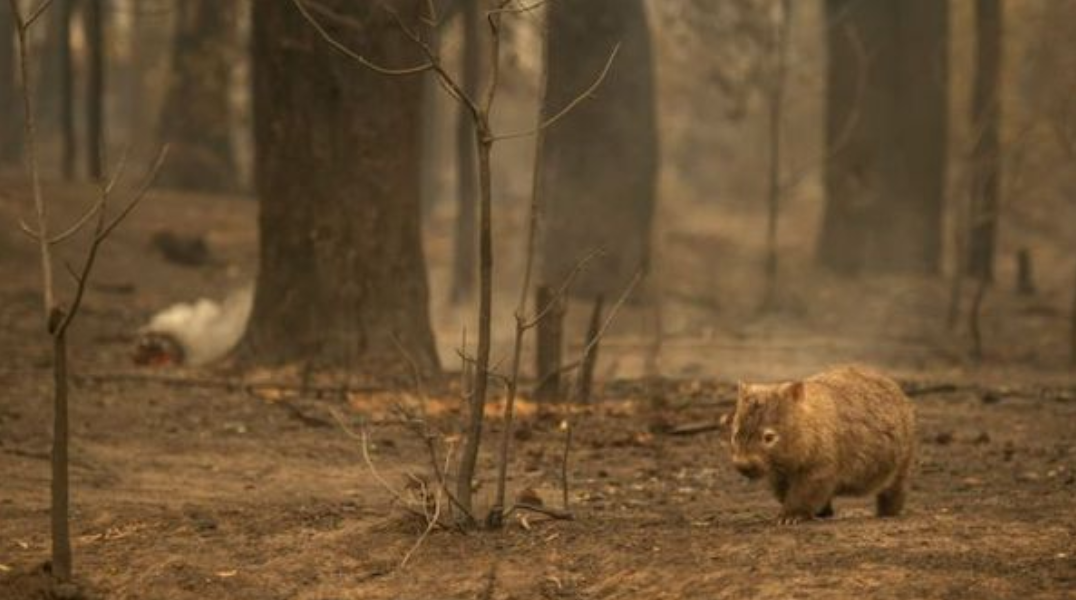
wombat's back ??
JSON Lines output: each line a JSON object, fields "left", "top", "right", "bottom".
{"left": 804, "top": 366, "right": 915, "bottom": 496}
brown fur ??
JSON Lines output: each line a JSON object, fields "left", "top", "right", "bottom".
{"left": 729, "top": 366, "right": 916, "bottom": 524}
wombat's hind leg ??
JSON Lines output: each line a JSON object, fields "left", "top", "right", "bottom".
{"left": 815, "top": 501, "right": 835, "bottom": 519}
{"left": 876, "top": 479, "right": 907, "bottom": 517}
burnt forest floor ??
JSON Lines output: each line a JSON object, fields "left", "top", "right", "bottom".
{"left": 1, "top": 180, "right": 1074, "bottom": 599}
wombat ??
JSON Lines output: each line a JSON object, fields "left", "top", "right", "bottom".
{"left": 728, "top": 366, "right": 915, "bottom": 524}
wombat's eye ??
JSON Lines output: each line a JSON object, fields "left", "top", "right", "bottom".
{"left": 762, "top": 430, "right": 779, "bottom": 445}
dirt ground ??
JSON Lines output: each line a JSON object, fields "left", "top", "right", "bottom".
{"left": 1, "top": 181, "right": 1075, "bottom": 600}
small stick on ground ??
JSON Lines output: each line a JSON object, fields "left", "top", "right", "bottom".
{"left": 329, "top": 408, "right": 449, "bottom": 527}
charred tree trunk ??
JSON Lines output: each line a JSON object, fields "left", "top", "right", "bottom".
{"left": 534, "top": 284, "right": 565, "bottom": 401}
{"left": 157, "top": 0, "right": 239, "bottom": 192}
{"left": 0, "top": 1, "right": 18, "bottom": 165}
{"left": 540, "top": 0, "right": 657, "bottom": 299}
{"left": 450, "top": 0, "right": 481, "bottom": 304}
{"left": 84, "top": 0, "right": 105, "bottom": 179}
{"left": 966, "top": 0, "right": 1003, "bottom": 281}
{"left": 1015, "top": 248, "right": 1034, "bottom": 295}
{"left": 817, "top": 0, "right": 949, "bottom": 275}
{"left": 242, "top": 0, "right": 439, "bottom": 376}
{"left": 576, "top": 295, "right": 604, "bottom": 404}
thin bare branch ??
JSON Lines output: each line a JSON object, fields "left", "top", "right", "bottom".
{"left": 56, "top": 145, "right": 168, "bottom": 337}
{"left": 382, "top": 3, "right": 482, "bottom": 120}
{"left": 523, "top": 250, "right": 600, "bottom": 329}
{"left": 9, "top": 0, "right": 55, "bottom": 318}
{"left": 96, "top": 145, "right": 168, "bottom": 242}
{"left": 24, "top": 0, "right": 55, "bottom": 28}
{"left": 491, "top": 44, "right": 621, "bottom": 142}
{"left": 515, "top": 12, "right": 551, "bottom": 317}
{"left": 573, "top": 269, "right": 643, "bottom": 366}
{"left": 534, "top": 268, "right": 644, "bottom": 389}
{"left": 31, "top": 145, "right": 128, "bottom": 246}
{"left": 488, "top": 0, "right": 546, "bottom": 17}
{"left": 292, "top": 0, "right": 433, "bottom": 76}
{"left": 480, "top": 1, "right": 509, "bottom": 115}
{"left": 779, "top": 22, "right": 868, "bottom": 194}
{"left": 399, "top": 442, "right": 453, "bottom": 568}
{"left": 329, "top": 409, "right": 447, "bottom": 526}
{"left": 44, "top": 202, "right": 104, "bottom": 245}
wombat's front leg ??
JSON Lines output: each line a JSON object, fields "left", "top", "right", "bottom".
{"left": 778, "top": 474, "right": 836, "bottom": 525}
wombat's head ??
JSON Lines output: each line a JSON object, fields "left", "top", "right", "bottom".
{"left": 729, "top": 381, "right": 804, "bottom": 480}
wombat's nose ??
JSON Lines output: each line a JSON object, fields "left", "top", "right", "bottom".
{"left": 733, "top": 458, "right": 763, "bottom": 480}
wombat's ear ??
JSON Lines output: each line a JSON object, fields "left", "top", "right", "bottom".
{"left": 785, "top": 381, "right": 805, "bottom": 402}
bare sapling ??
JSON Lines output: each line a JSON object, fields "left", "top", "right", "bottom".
{"left": 760, "top": 16, "right": 866, "bottom": 309}
{"left": 760, "top": 0, "right": 791, "bottom": 312}
{"left": 7, "top": 0, "right": 167, "bottom": 586}
{"left": 293, "top": 0, "right": 617, "bottom": 528}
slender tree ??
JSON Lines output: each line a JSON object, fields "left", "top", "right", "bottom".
{"left": 817, "top": 0, "right": 949, "bottom": 275}
{"left": 761, "top": 0, "right": 792, "bottom": 309}
{"left": 966, "top": 0, "right": 1003, "bottom": 280}
{"left": 242, "top": 0, "right": 439, "bottom": 376}
{"left": 157, "top": 0, "right": 240, "bottom": 192}
{"left": 0, "top": 1, "right": 18, "bottom": 165}
{"left": 449, "top": 0, "right": 482, "bottom": 304}
{"left": 84, "top": 0, "right": 105, "bottom": 179}
{"left": 540, "top": 0, "right": 658, "bottom": 299}
{"left": 58, "top": 0, "right": 75, "bottom": 180}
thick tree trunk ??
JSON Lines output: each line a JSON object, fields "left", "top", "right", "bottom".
{"left": 0, "top": 1, "right": 18, "bottom": 165}
{"left": 84, "top": 0, "right": 105, "bottom": 179}
{"left": 450, "top": 0, "right": 480, "bottom": 304}
{"left": 157, "top": 0, "right": 239, "bottom": 192}
{"left": 242, "top": 0, "right": 439, "bottom": 376}
{"left": 540, "top": 0, "right": 658, "bottom": 299}
{"left": 966, "top": 0, "right": 1003, "bottom": 280}
{"left": 817, "top": 0, "right": 949, "bottom": 275}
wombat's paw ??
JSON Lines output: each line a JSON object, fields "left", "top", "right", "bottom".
{"left": 776, "top": 514, "right": 806, "bottom": 526}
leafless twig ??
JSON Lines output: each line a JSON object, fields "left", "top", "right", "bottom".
{"left": 329, "top": 408, "right": 453, "bottom": 527}
{"left": 292, "top": 0, "right": 432, "bottom": 75}
{"left": 298, "top": 0, "right": 616, "bottom": 528}
{"left": 491, "top": 44, "right": 620, "bottom": 143}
